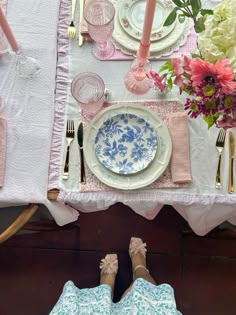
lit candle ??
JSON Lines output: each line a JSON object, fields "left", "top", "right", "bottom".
{"left": 0, "top": 7, "right": 19, "bottom": 52}
{"left": 138, "top": 0, "right": 157, "bottom": 60}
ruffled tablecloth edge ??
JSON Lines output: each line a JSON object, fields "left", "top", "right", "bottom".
{"left": 48, "top": 0, "right": 69, "bottom": 191}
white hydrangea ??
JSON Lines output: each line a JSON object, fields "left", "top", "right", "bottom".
{"left": 198, "top": 0, "right": 236, "bottom": 74}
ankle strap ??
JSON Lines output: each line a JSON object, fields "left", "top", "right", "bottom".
{"left": 133, "top": 265, "right": 149, "bottom": 274}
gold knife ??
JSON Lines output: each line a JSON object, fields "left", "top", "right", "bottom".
{"left": 228, "top": 131, "right": 235, "bottom": 193}
{"left": 78, "top": 0, "right": 85, "bottom": 46}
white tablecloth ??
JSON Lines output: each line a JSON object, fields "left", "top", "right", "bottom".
{"left": 0, "top": 0, "right": 78, "bottom": 225}
{"left": 47, "top": 0, "right": 236, "bottom": 236}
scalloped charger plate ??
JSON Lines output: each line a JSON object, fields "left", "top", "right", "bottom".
{"left": 84, "top": 104, "right": 172, "bottom": 190}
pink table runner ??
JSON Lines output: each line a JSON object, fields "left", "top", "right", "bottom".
{"left": 80, "top": 99, "right": 191, "bottom": 192}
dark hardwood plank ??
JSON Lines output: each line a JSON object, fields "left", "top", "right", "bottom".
{"left": 78, "top": 203, "right": 183, "bottom": 254}
{"left": 182, "top": 255, "right": 236, "bottom": 315}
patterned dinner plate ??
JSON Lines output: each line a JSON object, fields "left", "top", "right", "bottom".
{"left": 83, "top": 104, "right": 172, "bottom": 190}
{"left": 119, "top": 0, "right": 176, "bottom": 42}
{"left": 112, "top": 0, "right": 191, "bottom": 58}
{"left": 94, "top": 114, "right": 158, "bottom": 175}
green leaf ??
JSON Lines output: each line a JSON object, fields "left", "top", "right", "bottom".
{"left": 203, "top": 113, "right": 220, "bottom": 129}
{"left": 163, "top": 8, "right": 178, "bottom": 27}
{"left": 200, "top": 9, "right": 213, "bottom": 16}
{"left": 172, "top": 0, "right": 185, "bottom": 7}
{"left": 167, "top": 78, "right": 173, "bottom": 90}
{"left": 159, "top": 61, "right": 174, "bottom": 73}
{"left": 191, "top": 52, "right": 201, "bottom": 58}
{"left": 194, "top": 16, "right": 206, "bottom": 33}
{"left": 203, "top": 115, "right": 215, "bottom": 129}
{"left": 190, "top": 0, "right": 201, "bottom": 16}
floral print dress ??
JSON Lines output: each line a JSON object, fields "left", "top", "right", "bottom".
{"left": 50, "top": 278, "right": 183, "bottom": 315}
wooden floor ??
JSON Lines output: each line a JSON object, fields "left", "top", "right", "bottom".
{"left": 0, "top": 203, "right": 236, "bottom": 315}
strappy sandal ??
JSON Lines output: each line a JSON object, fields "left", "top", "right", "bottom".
{"left": 99, "top": 254, "right": 118, "bottom": 275}
{"left": 129, "top": 237, "right": 149, "bottom": 277}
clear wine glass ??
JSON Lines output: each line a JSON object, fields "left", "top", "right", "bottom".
{"left": 84, "top": 0, "right": 115, "bottom": 60}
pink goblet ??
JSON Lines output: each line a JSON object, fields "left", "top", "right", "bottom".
{"left": 71, "top": 72, "right": 105, "bottom": 114}
{"left": 84, "top": 0, "right": 115, "bottom": 60}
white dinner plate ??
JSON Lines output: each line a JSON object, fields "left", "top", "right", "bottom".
{"left": 94, "top": 113, "right": 158, "bottom": 175}
{"left": 84, "top": 103, "right": 172, "bottom": 190}
{"left": 119, "top": 0, "right": 176, "bottom": 41}
{"left": 112, "top": 0, "right": 191, "bottom": 57}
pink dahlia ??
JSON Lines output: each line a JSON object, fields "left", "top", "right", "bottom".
{"left": 187, "top": 58, "right": 236, "bottom": 94}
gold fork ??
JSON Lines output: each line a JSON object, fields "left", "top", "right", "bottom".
{"left": 67, "top": 0, "right": 77, "bottom": 38}
{"left": 63, "top": 120, "right": 75, "bottom": 180}
{"left": 215, "top": 128, "right": 226, "bottom": 189}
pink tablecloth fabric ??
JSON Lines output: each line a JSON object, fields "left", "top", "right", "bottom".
{"left": 80, "top": 99, "right": 192, "bottom": 192}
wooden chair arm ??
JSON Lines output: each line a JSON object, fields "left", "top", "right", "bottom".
{"left": 47, "top": 189, "right": 59, "bottom": 200}
{"left": 0, "top": 204, "right": 39, "bottom": 244}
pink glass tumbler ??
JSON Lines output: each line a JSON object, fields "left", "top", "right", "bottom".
{"left": 84, "top": 0, "right": 115, "bottom": 60}
{"left": 71, "top": 72, "right": 105, "bottom": 113}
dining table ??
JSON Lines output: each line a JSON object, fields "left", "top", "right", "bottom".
{"left": 0, "top": 0, "right": 235, "bottom": 238}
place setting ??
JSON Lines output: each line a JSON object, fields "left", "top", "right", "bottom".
{"left": 60, "top": 67, "right": 192, "bottom": 192}
{"left": 76, "top": 0, "right": 195, "bottom": 60}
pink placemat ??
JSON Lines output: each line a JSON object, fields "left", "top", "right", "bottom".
{"left": 80, "top": 99, "right": 191, "bottom": 192}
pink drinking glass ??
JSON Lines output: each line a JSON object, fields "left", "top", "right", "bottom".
{"left": 71, "top": 72, "right": 105, "bottom": 113}
{"left": 84, "top": 0, "right": 115, "bottom": 60}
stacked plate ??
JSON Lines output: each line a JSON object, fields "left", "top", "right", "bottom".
{"left": 84, "top": 104, "right": 172, "bottom": 190}
{"left": 111, "top": 0, "right": 192, "bottom": 58}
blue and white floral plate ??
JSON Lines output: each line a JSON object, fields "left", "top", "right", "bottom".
{"left": 84, "top": 103, "right": 172, "bottom": 190}
{"left": 94, "top": 114, "right": 158, "bottom": 175}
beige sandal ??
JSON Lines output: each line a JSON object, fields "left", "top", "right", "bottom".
{"left": 129, "top": 237, "right": 149, "bottom": 277}
{"left": 99, "top": 254, "right": 118, "bottom": 275}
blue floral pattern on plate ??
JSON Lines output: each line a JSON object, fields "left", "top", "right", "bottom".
{"left": 95, "top": 114, "right": 158, "bottom": 175}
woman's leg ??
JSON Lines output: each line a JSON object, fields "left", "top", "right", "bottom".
{"left": 122, "top": 237, "right": 156, "bottom": 299}
{"left": 99, "top": 254, "right": 118, "bottom": 294}
{"left": 131, "top": 250, "right": 156, "bottom": 285}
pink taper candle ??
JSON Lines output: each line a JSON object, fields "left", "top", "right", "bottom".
{"left": 0, "top": 7, "right": 19, "bottom": 52}
{"left": 138, "top": 0, "right": 157, "bottom": 60}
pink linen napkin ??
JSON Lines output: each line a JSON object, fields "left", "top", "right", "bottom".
{"left": 168, "top": 112, "right": 192, "bottom": 184}
{"left": 0, "top": 115, "right": 7, "bottom": 187}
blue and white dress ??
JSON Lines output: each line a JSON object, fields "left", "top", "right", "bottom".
{"left": 50, "top": 278, "right": 183, "bottom": 314}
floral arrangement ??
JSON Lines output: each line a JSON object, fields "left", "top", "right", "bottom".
{"left": 148, "top": 0, "right": 236, "bottom": 129}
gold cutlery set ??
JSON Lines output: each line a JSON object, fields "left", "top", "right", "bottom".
{"left": 63, "top": 120, "right": 85, "bottom": 183}
{"left": 215, "top": 129, "right": 235, "bottom": 193}
{"left": 67, "top": 0, "right": 85, "bottom": 46}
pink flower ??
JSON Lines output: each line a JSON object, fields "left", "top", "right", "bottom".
{"left": 172, "top": 55, "right": 191, "bottom": 76}
{"left": 187, "top": 58, "right": 236, "bottom": 94}
{"left": 172, "top": 55, "right": 191, "bottom": 94}
{"left": 216, "top": 115, "right": 236, "bottom": 130}
{"left": 147, "top": 71, "right": 166, "bottom": 91}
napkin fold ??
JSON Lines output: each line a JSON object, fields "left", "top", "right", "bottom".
{"left": 168, "top": 112, "right": 192, "bottom": 184}
{"left": 0, "top": 115, "right": 7, "bottom": 187}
